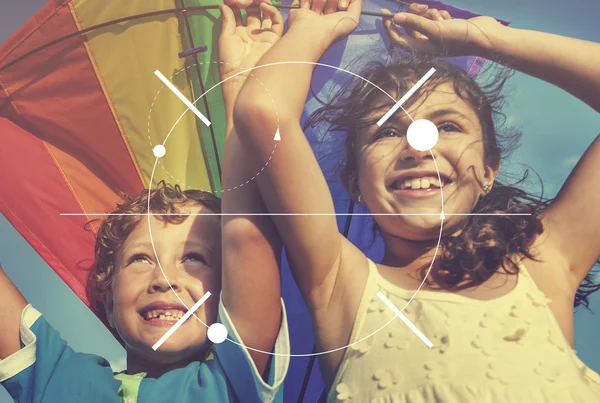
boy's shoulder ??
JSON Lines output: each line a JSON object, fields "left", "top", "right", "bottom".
{"left": 0, "top": 305, "right": 121, "bottom": 402}
{"left": 136, "top": 296, "right": 290, "bottom": 403}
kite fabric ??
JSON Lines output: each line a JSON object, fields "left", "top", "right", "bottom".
{"left": 0, "top": 0, "right": 508, "bottom": 401}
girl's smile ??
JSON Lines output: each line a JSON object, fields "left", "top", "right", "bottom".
{"left": 354, "top": 82, "right": 497, "bottom": 239}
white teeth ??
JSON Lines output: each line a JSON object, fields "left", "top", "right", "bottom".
{"left": 397, "top": 176, "right": 446, "bottom": 190}
{"left": 144, "top": 309, "right": 184, "bottom": 320}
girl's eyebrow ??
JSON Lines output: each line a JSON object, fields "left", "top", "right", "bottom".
{"left": 369, "top": 105, "right": 472, "bottom": 125}
{"left": 426, "top": 108, "right": 473, "bottom": 123}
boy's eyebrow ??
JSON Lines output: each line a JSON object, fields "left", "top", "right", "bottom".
{"left": 122, "top": 239, "right": 212, "bottom": 253}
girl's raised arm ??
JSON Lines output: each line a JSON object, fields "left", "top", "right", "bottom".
{"left": 218, "top": 1, "right": 285, "bottom": 377}
{"left": 234, "top": 0, "right": 366, "bottom": 310}
{"left": 385, "top": 4, "right": 600, "bottom": 290}
{"left": 0, "top": 264, "right": 28, "bottom": 359}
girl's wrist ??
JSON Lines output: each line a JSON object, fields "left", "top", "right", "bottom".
{"left": 470, "top": 21, "right": 512, "bottom": 61}
{"left": 288, "top": 21, "right": 333, "bottom": 54}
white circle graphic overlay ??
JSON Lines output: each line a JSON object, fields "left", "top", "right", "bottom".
{"left": 147, "top": 61, "right": 446, "bottom": 357}
{"left": 407, "top": 119, "right": 439, "bottom": 151}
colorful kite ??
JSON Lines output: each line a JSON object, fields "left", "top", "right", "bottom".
{"left": 0, "top": 0, "right": 508, "bottom": 400}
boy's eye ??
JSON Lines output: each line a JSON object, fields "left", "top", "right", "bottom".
{"left": 128, "top": 253, "right": 152, "bottom": 265}
{"left": 183, "top": 253, "right": 209, "bottom": 266}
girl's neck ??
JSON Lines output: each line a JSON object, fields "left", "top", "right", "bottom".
{"left": 380, "top": 232, "right": 440, "bottom": 271}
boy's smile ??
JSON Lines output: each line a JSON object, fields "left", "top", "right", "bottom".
{"left": 138, "top": 300, "right": 189, "bottom": 326}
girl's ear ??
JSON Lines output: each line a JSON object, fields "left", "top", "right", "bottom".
{"left": 103, "top": 292, "right": 116, "bottom": 328}
{"left": 341, "top": 165, "right": 361, "bottom": 202}
{"left": 482, "top": 158, "right": 500, "bottom": 194}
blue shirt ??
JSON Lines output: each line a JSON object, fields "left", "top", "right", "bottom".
{"left": 0, "top": 298, "right": 289, "bottom": 403}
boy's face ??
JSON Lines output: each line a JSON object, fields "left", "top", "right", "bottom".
{"left": 106, "top": 204, "right": 221, "bottom": 365}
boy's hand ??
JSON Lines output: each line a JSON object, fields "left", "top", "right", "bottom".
{"left": 218, "top": 0, "right": 284, "bottom": 86}
{"left": 287, "top": 0, "right": 362, "bottom": 45}
{"left": 382, "top": 2, "right": 503, "bottom": 57}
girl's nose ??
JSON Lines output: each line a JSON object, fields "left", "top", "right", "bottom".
{"left": 400, "top": 146, "right": 433, "bottom": 162}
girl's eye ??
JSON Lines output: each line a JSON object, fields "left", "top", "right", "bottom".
{"left": 438, "top": 122, "right": 460, "bottom": 132}
{"left": 374, "top": 127, "right": 403, "bottom": 140}
{"left": 183, "top": 253, "right": 209, "bottom": 266}
{"left": 128, "top": 253, "right": 151, "bottom": 265}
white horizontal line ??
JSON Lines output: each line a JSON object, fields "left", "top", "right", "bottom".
{"left": 377, "top": 292, "right": 433, "bottom": 348}
{"left": 60, "top": 213, "right": 532, "bottom": 216}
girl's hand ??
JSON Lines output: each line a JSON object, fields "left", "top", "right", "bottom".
{"left": 218, "top": 0, "right": 284, "bottom": 84}
{"left": 382, "top": 2, "right": 503, "bottom": 57}
{"left": 287, "top": 0, "right": 362, "bottom": 45}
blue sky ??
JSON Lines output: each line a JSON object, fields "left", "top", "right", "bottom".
{"left": 1, "top": 0, "right": 599, "bottom": 402}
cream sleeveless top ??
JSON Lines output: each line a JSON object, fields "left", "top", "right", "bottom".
{"left": 327, "top": 257, "right": 600, "bottom": 402}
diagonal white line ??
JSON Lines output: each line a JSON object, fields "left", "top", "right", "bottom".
{"left": 154, "top": 69, "right": 211, "bottom": 127}
{"left": 377, "top": 67, "right": 436, "bottom": 127}
{"left": 377, "top": 292, "right": 433, "bottom": 348}
{"left": 152, "top": 291, "right": 211, "bottom": 351}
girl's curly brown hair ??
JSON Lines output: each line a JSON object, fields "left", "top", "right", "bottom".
{"left": 85, "top": 181, "right": 221, "bottom": 315}
{"left": 304, "top": 55, "right": 600, "bottom": 308}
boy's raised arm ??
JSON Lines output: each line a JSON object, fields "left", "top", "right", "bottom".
{"left": 0, "top": 264, "right": 28, "bottom": 359}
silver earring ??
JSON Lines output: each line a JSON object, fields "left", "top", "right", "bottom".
{"left": 357, "top": 194, "right": 363, "bottom": 203}
{"left": 483, "top": 184, "right": 491, "bottom": 194}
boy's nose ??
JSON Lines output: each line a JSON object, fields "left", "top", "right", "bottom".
{"left": 149, "top": 266, "right": 181, "bottom": 293}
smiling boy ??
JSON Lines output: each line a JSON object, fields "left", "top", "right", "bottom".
{"left": 0, "top": 182, "right": 289, "bottom": 403}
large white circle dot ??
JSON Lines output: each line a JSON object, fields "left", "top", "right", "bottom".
{"left": 407, "top": 119, "right": 439, "bottom": 151}
{"left": 207, "top": 323, "right": 228, "bottom": 344}
{"left": 153, "top": 145, "right": 166, "bottom": 158}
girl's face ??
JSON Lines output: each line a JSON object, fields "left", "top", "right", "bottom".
{"left": 106, "top": 204, "right": 222, "bottom": 366}
{"left": 355, "top": 82, "right": 497, "bottom": 241}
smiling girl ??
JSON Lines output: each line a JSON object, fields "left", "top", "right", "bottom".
{"left": 232, "top": 1, "right": 600, "bottom": 401}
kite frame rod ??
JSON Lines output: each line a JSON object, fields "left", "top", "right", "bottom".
{"left": 0, "top": 2, "right": 408, "bottom": 72}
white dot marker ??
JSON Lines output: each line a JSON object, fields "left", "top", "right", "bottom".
{"left": 407, "top": 119, "right": 439, "bottom": 152}
{"left": 207, "top": 323, "right": 228, "bottom": 344}
{"left": 153, "top": 145, "right": 166, "bottom": 158}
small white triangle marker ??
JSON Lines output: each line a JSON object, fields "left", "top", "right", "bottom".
{"left": 273, "top": 129, "right": 281, "bottom": 141}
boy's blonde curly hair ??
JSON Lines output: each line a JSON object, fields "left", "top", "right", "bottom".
{"left": 86, "top": 181, "right": 221, "bottom": 314}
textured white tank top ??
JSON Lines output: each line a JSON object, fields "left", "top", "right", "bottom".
{"left": 327, "top": 257, "right": 600, "bottom": 402}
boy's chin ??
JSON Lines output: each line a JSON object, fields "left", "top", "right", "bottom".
{"left": 143, "top": 343, "right": 209, "bottom": 365}
{"left": 129, "top": 336, "right": 210, "bottom": 364}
